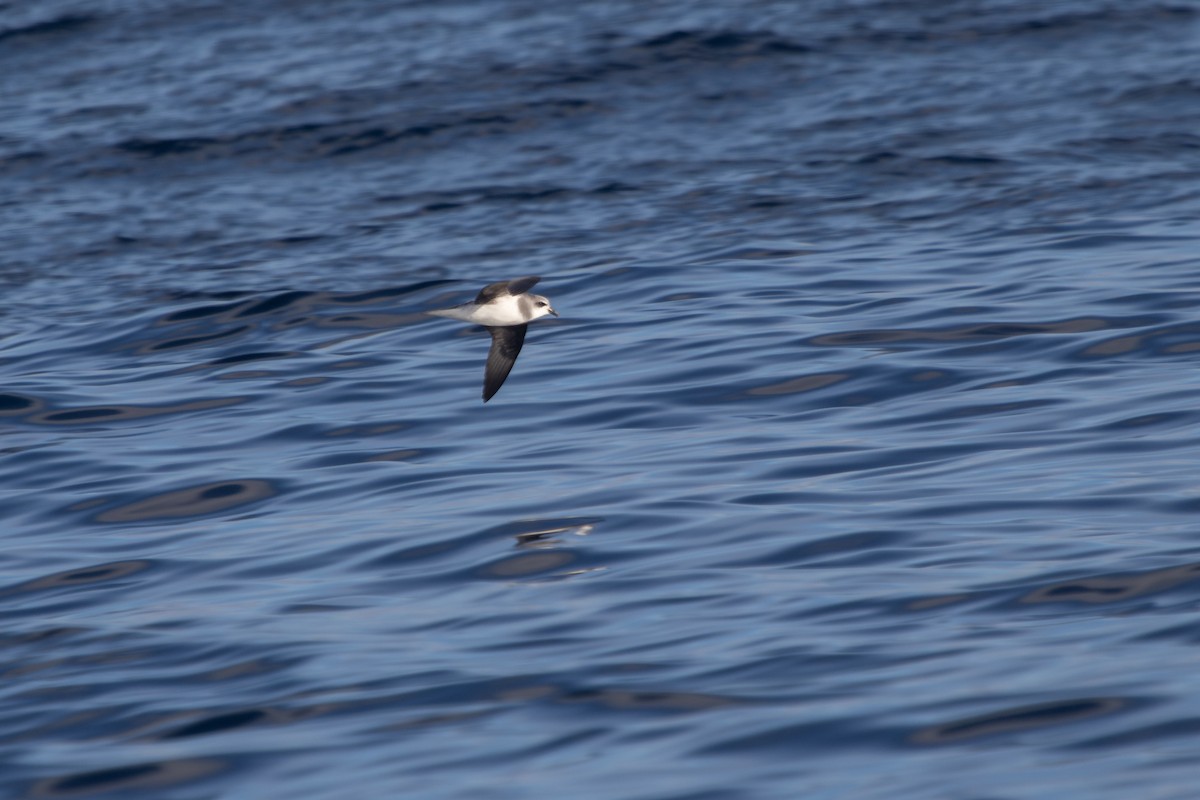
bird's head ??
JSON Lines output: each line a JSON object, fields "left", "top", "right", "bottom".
{"left": 529, "top": 294, "right": 558, "bottom": 319}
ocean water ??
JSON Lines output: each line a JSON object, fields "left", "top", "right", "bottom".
{"left": 4, "top": 1, "right": 1200, "bottom": 797}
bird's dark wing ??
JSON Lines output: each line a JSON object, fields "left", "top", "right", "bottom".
{"left": 482, "top": 324, "right": 527, "bottom": 402}
{"left": 505, "top": 276, "right": 541, "bottom": 296}
{"left": 474, "top": 276, "right": 540, "bottom": 305}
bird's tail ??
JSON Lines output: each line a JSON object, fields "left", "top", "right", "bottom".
{"left": 425, "top": 306, "right": 471, "bottom": 320}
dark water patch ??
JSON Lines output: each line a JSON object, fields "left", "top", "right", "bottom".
{"left": 696, "top": 245, "right": 811, "bottom": 263}
{"left": 718, "top": 443, "right": 864, "bottom": 464}
{"left": 28, "top": 397, "right": 244, "bottom": 426}
{"left": 744, "top": 372, "right": 850, "bottom": 396}
{"left": 1098, "top": 291, "right": 1200, "bottom": 312}
{"left": 95, "top": 479, "right": 277, "bottom": 523}
{"left": 1096, "top": 409, "right": 1199, "bottom": 431}
{"left": 745, "top": 194, "right": 796, "bottom": 209}
{"left": 303, "top": 448, "right": 424, "bottom": 468}
{"left": 853, "top": 151, "right": 1010, "bottom": 179}
{"left": 973, "top": 365, "right": 1100, "bottom": 391}
{"left": 895, "top": 492, "right": 1153, "bottom": 522}
{"left": 230, "top": 539, "right": 383, "bottom": 581}
{"left": 233, "top": 290, "right": 316, "bottom": 319}
{"left": 729, "top": 490, "right": 842, "bottom": 506}
{"left": 117, "top": 136, "right": 221, "bottom": 157}
{"left": 380, "top": 179, "right": 636, "bottom": 213}
{"left": 2, "top": 561, "right": 153, "bottom": 598}
{"left": 110, "top": 126, "right": 321, "bottom": 164}
{"left": 206, "top": 350, "right": 296, "bottom": 367}
{"left": 546, "top": 29, "right": 812, "bottom": 86}
{"left": 856, "top": 150, "right": 901, "bottom": 166}
{"left": 904, "top": 594, "right": 978, "bottom": 613}
{"left": 0, "top": 392, "right": 43, "bottom": 415}
{"left": 141, "top": 325, "right": 249, "bottom": 352}
{"left": 0, "top": 627, "right": 88, "bottom": 648}
{"left": 279, "top": 602, "right": 362, "bottom": 613}
{"left": 1077, "top": 716, "right": 1200, "bottom": 749}
{"left": 1076, "top": 321, "right": 1200, "bottom": 359}
{"left": 273, "top": 234, "right": 327, "bottom": 246}
{"left": 218, "top": 369, "right": 279, "bottom": 381}
{"left": 619, "top": 357, "right": 748, "bottom": 393}
{"left": 591, "top": 181, "right": 639, "bottom": 194}
{"left": 325, "top": 422, "right": 406, "bottom": 438}
{"left": 278, "top": 375, "right": 327, "bottom": 387}
{"left": 1040, "top": 232, "right": 1197, "bottom": 250}
{"left": 558, "top": 687, "right": 739, "bottom": 712}
{"left": 860, "top": 397, "right": 1064, "bottom": 428}
{"left": 105, "top": 98, "right": 610, "bottom": 166}
{"left": 657, "top": 291, "right": 712, "bottom": 303}
{"left": 478, "top": 185, "right": 567, "bottom": 202}
{"left": 160, "top": 708, "right": 285, "bottom": 740}
{"left": 814, "top": 367, "right": 967, "bottom": 409}
{"left": 904, "top": 559, "right": 1200, "bottom": 616}
{"left": 326, "top": 358, "right": 378, "bottom": 371}
{"left": 762, "top": 442, "right": 988, "bottom": 482}
{"left": 806, "top": 317, "right": 1138, "bottom": 349}
{"left": 307, "top": 673, "right": 741, "bottom": 719}
{"left": 1021, "top": 561, "right": 1200, "bottom": 606}
{"left": 556, "top": 403, "right": 670, "bottom": 428}
{"left": 40, "top": 407, "right": 122, "bottom": 422}
{"left": 420, "top": 201, "right": 462, "bottom": 213}
{"left": 66, "top": 497, "right": 110, "bottom": 513}
{"left": 829, "top": 3, "right": 1195, "bottom": 48}
{"left": 922, "top": 153, "right": 1007, "bottom": 166}
{"left": 29, "top": 758, "right": 225, "bottom": 798}
{"left": 696, "top": 716, "right": 894, "bottom": 755}
{"left": 911, "top": 698, "right": 1129, "bottom": 745}
{"left": 0, "top": 14, "right": 96, "bottom": 44}
{"left": 159, "top": 299, "right": 244, "bottom": 323}
{"left": 327, "top": 122, "right": 454, "bottom": 156}
{"left": 1064, "top": 133, "right": 1200, "bottom": 161}
{"left": 1112, "top": 78, "right": 1200, "bottom": 105}
{"left": 198, "top": 657, "right": 302, "bottom": 682}
{"left": 364, "top": 449, "right": 422, "bottom": 462}
{"left": 632, "top": 29, "right": 809, "bottom": 62}
{"left": 731, "top": 531, "right": 908, "bottom": 568}
{"left": 1157, "top": 489, "right": 1200, "bottom": 513}
{"left": 364, "top": 529, "right": 498, "bottom": 569}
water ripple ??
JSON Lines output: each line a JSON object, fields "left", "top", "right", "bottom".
{"left": 5, "top": 0, "right": 1200, "bottom": 797}
{"left": 94, "top": 480, "right": 277, "bottom": 523}
{"left": 912, "top": 698, "right": 1131, "bottom": 745}
{"left": 30, "top": 759, "right": 226, "bottom": 799}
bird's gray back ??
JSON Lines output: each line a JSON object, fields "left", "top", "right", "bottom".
{"left": 475, "top": 276, "right": 540, "bottom": 305}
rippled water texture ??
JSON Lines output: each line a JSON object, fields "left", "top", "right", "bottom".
{"left": 5, "top": 1, "right": 1200, "bottom": 797}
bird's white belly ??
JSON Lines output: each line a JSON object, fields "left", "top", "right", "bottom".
{"left": 467, "top": 295, "right": 526, "bottom": 326}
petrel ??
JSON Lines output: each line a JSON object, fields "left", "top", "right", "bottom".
{"left": 427, "top": 276, "right": 557, "bottom": 402}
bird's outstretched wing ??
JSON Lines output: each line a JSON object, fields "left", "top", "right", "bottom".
{"left": 474, "top": 276, "right": 541, "bottom": 305}
{"left": 483, "top": 324, "right": 528, "bottom": 402}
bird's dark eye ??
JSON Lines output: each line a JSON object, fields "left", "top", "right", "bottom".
{"left": 536, "top": 302, "right": 546, "bottom": 307}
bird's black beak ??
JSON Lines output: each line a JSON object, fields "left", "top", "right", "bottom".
{"left": 548, "top": 308, "right": 559, "bottom": 317}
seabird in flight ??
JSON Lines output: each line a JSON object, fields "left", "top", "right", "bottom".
{"left": 427, "top": 276, "right": 557, "bottom": 402}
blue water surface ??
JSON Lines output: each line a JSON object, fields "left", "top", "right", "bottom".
{"left": 4, "top": 1, "right": 1200, "bottom": 797}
